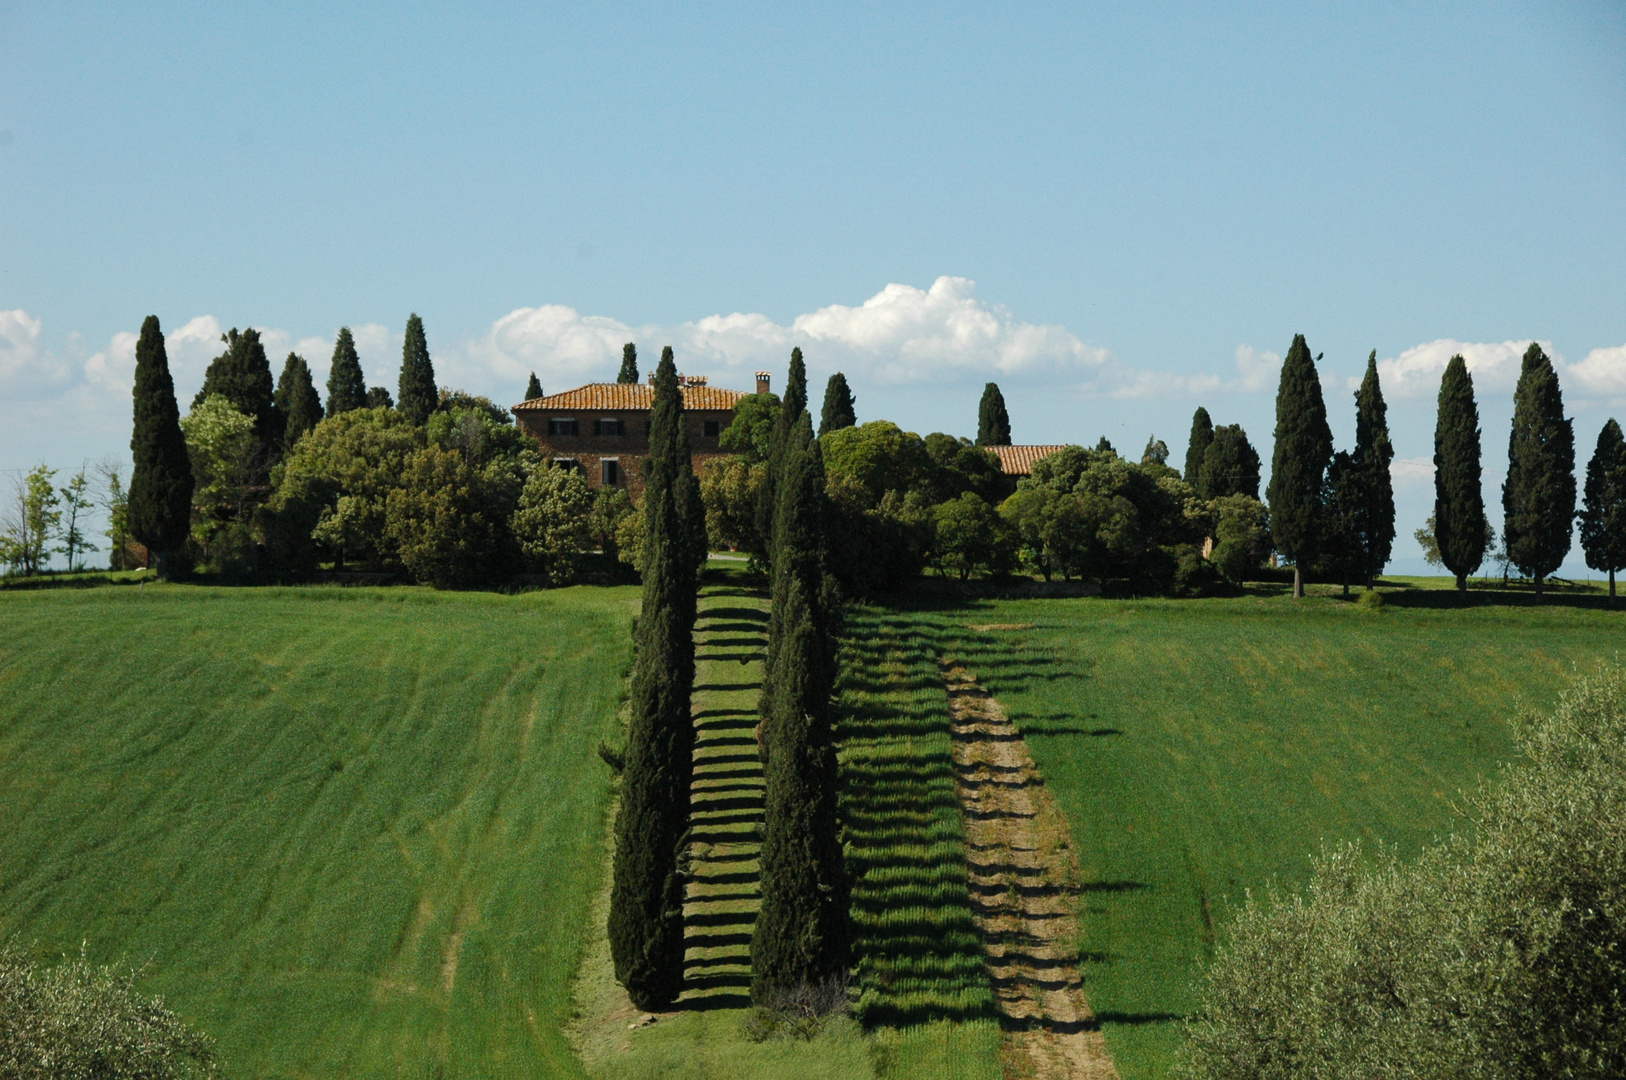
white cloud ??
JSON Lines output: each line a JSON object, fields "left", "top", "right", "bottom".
{"left": 1563, "top": 343, "right": 1626, "bottom": 400}
{"left": 1391, "top": 457, "right": 1435, "bottom": 485}
{"left": 0, "top": 309, "right": 72, "bottom": 397}
{"left": 1370, "top": 338, "right": 1544, "bottom": 398}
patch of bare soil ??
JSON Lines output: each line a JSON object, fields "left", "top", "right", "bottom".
{"left": 942, "top": 660, "right": 1119, "bottom": 1080}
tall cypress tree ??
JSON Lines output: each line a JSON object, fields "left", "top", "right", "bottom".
{"left": 608, "top": 347, "right": 699, "bottom": 1010}
{"left": 1433, "top": 355, "right": 1487, "bottom": 591}
{"left": 1579, "top": 419, "right": 1626, "bottom": 601}
{"left": 275, "top": 353, "right": 324, "bottom": 449}
{"left": 618, "top": 343, "right": 639, "bottom": 384}
{"left": 752, "top": 410, "right": 847, "bottom": 1002}
{"left": 525, "top": 372, "right": 543, "bottom": 401}
{"left": 326, "top": 327, "right": 368, "bottom": 415}
{"left": 397, "top": 313, "right": 437, "bottom": 425}
{"left": 1200, "top": 424, "right": 1260, "bottom": 500}
{"left": 127, "top": 316, "right": 193, "bottom": 578}
{"left": 1266, "top": 334, "right": 1333, "bottom": 598}
{"left": 976, "top": 383, "right": 1011, "bottom": 446}
{"left": 1352, "top": 352, "right": 1396, "bottom": 585}
{"left": 195, "top": 327, "right": 283, "bottom": 455}
{"left": 755, "top": 350, "right": 808, "bottom": 569}
{"left": 1185, "top": 407, "right": 1215, "bottom": 484}
{"left": 819, "top": 372, "right": 856, "bottom": 436}
{"left": 1503, "top": 343, "right": 1575, "bottom": 595}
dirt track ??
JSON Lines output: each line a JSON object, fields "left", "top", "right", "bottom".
{"left": 942, "top": 660, "right": 1119, "bottom": 1080}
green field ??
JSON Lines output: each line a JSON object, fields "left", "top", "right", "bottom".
{"left": 882, "top": 581, "right": 1624, "bottom": 1078}
{"left": 0, "top": 581, "right": 638, "bottom": 1078}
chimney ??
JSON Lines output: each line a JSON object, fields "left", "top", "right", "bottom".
{"left": 755, "top": 371, "right": 771, "bottom": 395}
{"left": 647, "top": 370, "right": 656, "bottom": 386}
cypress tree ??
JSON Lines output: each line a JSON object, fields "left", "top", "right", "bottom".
{"left": 397, "top": 313, "right": 438, "bottom": 425}
{"left": 366, "top": 386, "right": 394, "bottom": 410}
{"left": 618, "top": 343, "right": 639, "bottom": 384}
{"left": 819, "top": 372, "right": 856, "bottom": 436}
{"left": 127, "top": 316, "right": 194, "bottom": 579}
{"left": 196, "top": 327, "right": 283, "bottom": 455}
{"left": 1579, "top": 419, "right": 1626, "bottom": 601}
{"left": 1352, "top": 352, "right": 1396, "bottom": 584}
{"left": 1201, "top": 424, "right": 1260, "bottom": 500}
{"left": 1502, "top": 343, "right": 1575, "bottom": 595}
{"left": 608, "top": 346, "right": 699, "bottom": 1010}
{"left": 752, "top": 410, "right": 847, "bottom": 1002}
{"left": 275, "top": 353, "right": 324, "bottom": 449}
{"left": 1185, "top": 407, "right": 1215, "bottom": 484}
{"left": 325, "top": 327, "right": 368, "bottom": 415}
{"left": 1266, "top": 334, "right": 1333, "bottom": 598}
{"left": 1434, "top": 355, "right": 1487, "bottom": 591}
{"left": 525, "top": 372, "right": 543, "bottom": 401}
{"left": 976, "top": 383, "right": 1011, "bottom": 446}
{"left": 755, "top": 349, "right": 808, "bottom": 568}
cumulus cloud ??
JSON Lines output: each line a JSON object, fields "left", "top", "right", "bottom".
{"left": 1563, "top": 343, "right": 1626, "bottom": 400}
{"left": 0, "top": 309, "right": 72, "bottom": 397}
{"left": 1367, "top": 338, "right": 1545, "bottom": 398}
{"left": 1390, "top": 457, "right": 1435, "bottom": 485}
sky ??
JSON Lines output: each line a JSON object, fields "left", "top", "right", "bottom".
{"left": 2, "top": 2, "right": 1624, "bottom": 575}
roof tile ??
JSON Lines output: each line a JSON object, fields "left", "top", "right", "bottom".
{"left": 989, "top": 445, "right": 1068, "bottom": 476}
{"left": 513, "top": 382, "right": 749, "bottom": 412}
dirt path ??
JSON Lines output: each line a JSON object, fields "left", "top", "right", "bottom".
{"left": 942, "top": 659, "right": 1119, "bottom": 1080}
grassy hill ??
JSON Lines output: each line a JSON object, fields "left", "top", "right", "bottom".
{"left": 0, "top": 581, "right": 638, "bottom": 1079}
{"left": 888, "top": 582, "right": 1624, "bottom": 1078}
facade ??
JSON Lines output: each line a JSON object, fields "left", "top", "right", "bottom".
{"left": 512, "top": 373, "right": 767, "bottom": 491}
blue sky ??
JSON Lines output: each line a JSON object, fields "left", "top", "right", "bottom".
{"left": 3, "top": 2, "right": 1624, "bottom": 573}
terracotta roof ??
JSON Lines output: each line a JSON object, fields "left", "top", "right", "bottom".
{"left": 513, "top": 382, "right": 749, "bottom": 413}
{"left": 989, "top": 445, "right": 1067, "bottom": 476}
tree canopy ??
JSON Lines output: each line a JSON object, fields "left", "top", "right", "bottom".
{"left": 127, "top": 315, "right": 194, "bottom": 574}
{"left": 396, "top": 313, "right": 438, "bottom": 425}
{"left": 976, "top": 383, "right": 1011, "bottom": 446}
{"left": 1434, "top": 354, "right": 1488, "bottom": 589}
{"left": 325, "top": 327, "right": 368, "bottom": 416}
{"left": 1266, "top": 335, "right": 1333, "bottom": 597}
{"left": 1503, "top": 343, "right": 1575, "bottom": 591}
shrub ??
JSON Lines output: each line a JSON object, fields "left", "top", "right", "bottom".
{"left": 1184, "top": 666, "right": 1626, "bottom": 1080}
{"left": 0, "top": 944, "right": 221, "bottom": 1079}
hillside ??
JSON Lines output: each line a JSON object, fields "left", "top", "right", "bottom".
{"left": 0, "top": 582, "right": 638, "bottom": 1079}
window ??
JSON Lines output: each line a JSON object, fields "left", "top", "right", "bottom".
{"left": 548, "top": 417, "right": 578, "bottom": 436}
{"left": 595, "top": 417, "right": 624, "bottom": 436}
{"left": 601, "top": 458, "right": 620, "bottom": 486}
{"left": 553, "top": 458, "right": 580, "bottom": 474}
{"left": 702, "top": 420, "right": 721, "bottom": 438}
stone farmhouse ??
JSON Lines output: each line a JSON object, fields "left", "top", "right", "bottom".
{"left": 512, "top": 371, "right": 771, "bottom": 492}
{"left": 511, "top": 370, "right": 1061, "bottom": 494}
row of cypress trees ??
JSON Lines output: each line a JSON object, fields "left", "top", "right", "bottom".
{"left": 606, "top": 349, "right": 849, "bottom": 1010}
{"left": 125, "top": 312, "right": 444, "bottom": 577}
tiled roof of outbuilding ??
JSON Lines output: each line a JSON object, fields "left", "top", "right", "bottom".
{"left": 989, "top": 445, "right": 1068, "bottom": 476}
{"left": 513, "top": 382, "right": 748, "bottom": 413}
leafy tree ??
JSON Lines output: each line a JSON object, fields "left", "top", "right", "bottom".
{"left": 95, "top": 460, "right": 134, "bottom": 570}
{"left": 719, "top": 391, "right": 782, "bottom": 463}
{"left": 1503, "top": 343, "right": 1575, "bottom": 595}
{"left": 922, "top": 432, "right": 1004, "bottom": 505}
{"left": 1322, "top": 451, "right": 1364, "bottom": 597}
{"left": 55, "top": 466, "right": 96, "bottom": 572}
{"left": 976, "top": 382, "right": 1011, "bottom": 446}
{"left": 2, "top": 466, "right": 60, "bottom": 575}
{"left": 127, "top": 316, "right": 194, "bottom": 576}
{"left": 588, "top": 485, "right": 635, "bottom": 564}
{"left": 384, "top": 445, "right": 518, "bottom": 587}
{"left": 365, "top": 385, "right": 394, "bottom": 410}
{"left": 1208, "top": 494, "right": 1272, "bottom": 584}
{"left": 195, "top": 327, "right": 283, "bottom": 459}
{"left": 1351, "top": 352, "right": 1396, "bottom": 584}
{"left": 275, "top": 353, "right": 324, "bottom": 450}
{"left": 821, "top": 421, "right": 933, "bottom": 506}
{"left": 1186, "top": 666, "right": 1626, "bottom": 1080}
{"left": 610, "top": 346, "right": 700, "bottom": 1010}
{"left": 325, "top": 327, "right": 368, "bottom": 415}
{"left": 396, "top": 313, "right": 438, "bottom": 425}
{"left": 268, "top": 407, "right": 424, "bottom": 570}
{"left": 1579, "top": 418, "right": 1626, "bottom": 600}
{"left": 1200, "top": 424, "right": 1261, "bottom": 500}
{"left": 181, "top": 395, "right": 259, "bottom": 566}
{"left": 1096, "top": 436, "right": 1116, "bottom": 455}
{"left": 1185, "top": 407, "right": 1215, "bottom": 483}
{"left": 1266, "top": 335, "right": 1333, "bottom": 597}
{"left": 525, "top": 372, "right": 543, "bottom": 401}
{"left": 1142, "top": 435, "right": 1170, "bottom": 466}
{"left": 932, "top": 492, "right": 1015, "bottom": 579}
{"left": 819, "top": 372, "right": 856, "bottom": 436}
{"left": 753, "top": 412, "right": 847, "bottom": 1003}
{"left": 511, "top": 462, "right": 594, "bottom": 584}
{"left": 617, "top": 342, "right": 638, "bottom": 384}
{"left": 700, "top": 455, "right": 767, "bottom": 560}
{"left": 426, "top": 394, "right": 527, "bottom": 465}
{"left": 1433, "top": 354, "right": 1488, "bottom": 590}
{"left": 0, "top": 943, "right": 222, "bottom": 1079}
